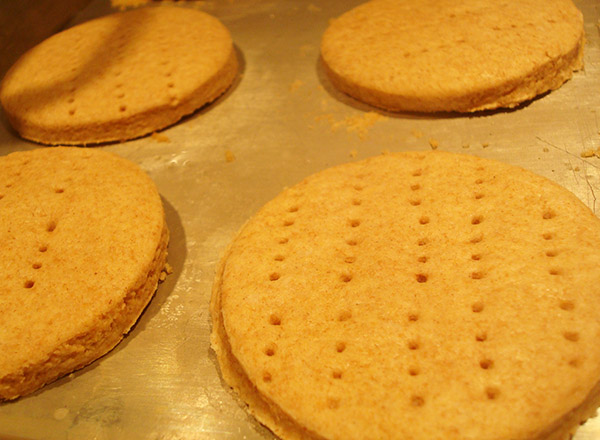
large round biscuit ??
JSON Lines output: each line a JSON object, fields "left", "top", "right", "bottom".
{"left": 320, "top": 0, "right": 584, "bottom": 113}
{"left": 0, "top": 147, "right": 168, "bottom": 400}
{"left": 0, "top": 6, "right": 238, "bottom": 145}
{"left": 212, "top": 151, "right": 600, "bottom": 440}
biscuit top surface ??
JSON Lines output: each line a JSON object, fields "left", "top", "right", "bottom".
{"left": 218, "top": 151, "right": 600, "bottom": 440}
{"left": 321, "top": 0, "right": 583, "bottom": 109}
{"left": 0, "top": 6, "right": 233, "bottom": 136}
{"left": 0, "top": 147, "right": 164, "bottom": 377}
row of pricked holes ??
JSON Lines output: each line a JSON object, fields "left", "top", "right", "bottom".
{"left": 542, "top": 223, "right": 580, "bottom": 355}
{"left": 262, "top": 200, "right": 302, "bottom": 382}
{"left": 23, "top": 188, "right": 64, "bottom": 289}
{"left": 268, "top": 204, "right": 300, "bottom": 281}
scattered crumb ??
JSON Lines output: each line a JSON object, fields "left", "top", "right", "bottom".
{"left": 581, "top": 149, "right": 600, "bottom": 158}
{"left": 429, "top": 138, "right": 439, "bottom": 150}
{"left": 151, "top": 132, "right": 170, "bottom": 143}
{"left": 350, "top": 150, "right": 358, "bottom": 158}
{"left": 289, "top": 79, "right": 304, "bottom": 93}
{"left": 481, "top": 142, "right": 490, "bottom": 148}
{"left": 316, "top": 111, "right": 387, "bottom": 140}
{"left": 225, "top": 150, "right": 236, "bottom": 162}
{"left": 307, "top": 3, "right": 322, "bottom": 12}
{"left": 159, "top": 263, "right": 174, "bottom": 282}
{"left": 411, "top": 130, "right": 423, "bottom": 139}
{"left": 299, "top": 44, "right": 315, "bottom": 57}
{"left": 543, "top": 147, "right": 549, "bottom": 152}
{"left": 574, "top": 166, "right": 580, "bottom": 171}
{"left": 53, "top": 408, "right": 69, "bottom": 421}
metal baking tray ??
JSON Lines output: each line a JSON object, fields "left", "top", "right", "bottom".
{"left": 1, "top": 0, "right": 599, "bottom": 438}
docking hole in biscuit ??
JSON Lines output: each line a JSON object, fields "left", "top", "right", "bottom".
{"left": 479, "top": 359, "right": 494, "bottom": 370}
{"left": 485, "top": 387, "right": 500, "bottom": 400}
{"left": 471, "top": 302, "right": 484, "bottom": 313}
{"left": 407, "top": 340, "right": 420, "bottom": 350}
{"left": 559, "top": 300, "right": 575, "bottom": 311}
{"left": 410, "top": 395, "right": 425, "bottom": 407}
{"left": 563, "top": 331, "right": 579, "bottom": 342}
{"left": 264, "top": 344, "right": 277, "bottom": 357}
{"left": 340, "top": 273, "right": 353, "bottom": 283}
{"left": 475, "top": 331, "right": 488, "bottom": 342}
{"left": 338, "top": 310, "right": 352, "bottom": 321}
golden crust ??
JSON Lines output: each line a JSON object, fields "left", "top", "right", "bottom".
{"left": 0, "top": 147, "right": 169, "bottom": 400}
{"left": 321, "top": 0, "right": 584, "bottom": 113}
{"left": 212, "top": 151, "right": 600, "bottom": 440}
{"left": 0, "top": 6, "right": 238, "bottom": 145}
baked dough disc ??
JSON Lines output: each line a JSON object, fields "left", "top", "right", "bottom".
{"left": 0, "top": 147, "right": 169, "bottom": 400}
{"left": 0, "top": 6, "right": 238, "bottom": 145}
{"left": 320, "top": 0, "right": 584, "bottom": 113}
{"left": 212, "top": 151, "right": 600, "bottom": 440}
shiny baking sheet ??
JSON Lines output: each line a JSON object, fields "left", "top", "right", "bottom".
{"left": 1, "top": 0, "right": 600, "bottom": 438}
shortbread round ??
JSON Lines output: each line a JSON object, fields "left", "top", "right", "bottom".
{"left": 212, "top": 151, "right": 600, "bottom": 440}
{"left": 0, "top": 147, "right": 169, "bottom": 400}
{"left": 321, "top": 0, "right": 584, "bottom": 113}
{"left": 0, "top": 6, "right": 238, "bottom": 145}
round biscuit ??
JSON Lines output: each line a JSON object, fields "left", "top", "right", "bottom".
{"left": 320, "top": 0, "right": 584, "bottom": 112}
{"left": 0, "top": 6, "right": 238, "bottom": 145}
{"left": 212, "top": 151, "right": 600, "bottom": 440}
{"left": 0, "top": 147, "right": 168, "bottom": 400}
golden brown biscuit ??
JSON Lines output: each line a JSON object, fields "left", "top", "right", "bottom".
{"left": 212, "top": 151, "right": 600, "bottom": 440}
{"left": 0, "top": 147, "right": 168, "bottom": 400}
{"left": 321, "top": 0, "right": 584, "bottom": 112}
{"left": 0, "top": 6, "right": 238, "bottom": 145}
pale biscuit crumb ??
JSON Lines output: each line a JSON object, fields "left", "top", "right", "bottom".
{"left": 151, "top": 132, "right": 170, "bottom": 143}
